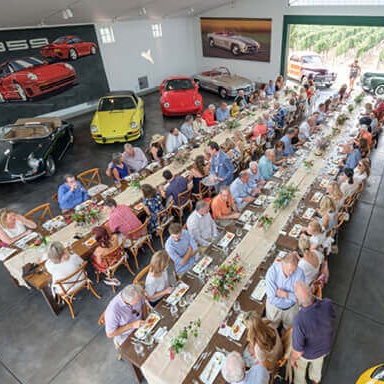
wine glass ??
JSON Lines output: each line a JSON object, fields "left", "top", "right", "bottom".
{"left": 134, "top": 342, "right": 144, "bottom": 356}
{"left": 233, "top": 300, "right": 241, "bottom": 314}
{"left": 170, "top": 305, "right": 178, "bottom": 318}
{"left": 235, "top": 227, "right": 243, "bottom": 238}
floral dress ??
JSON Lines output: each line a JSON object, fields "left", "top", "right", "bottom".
{"left": 143, "top": 193, "right": 165, "bottom": 233}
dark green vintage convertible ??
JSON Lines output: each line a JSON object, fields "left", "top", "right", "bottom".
{"left": 361, "top": 71, "right": 384, "bottom": 96}
{"left": 0, "top": 117, "right": 73, "bottom": 183}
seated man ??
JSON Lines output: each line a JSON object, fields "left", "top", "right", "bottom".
{"left": 180, "top": 115, "right": 196, "bottom": 141}
{"left": 202, "top": 104, "right": 218, "bottom": 127}
{"left": 258, "top": 149, "right": 278, "bottom": 181}
{"left": 216, "top": 102, "right": 230, "bottom": 122}
{"left": 234, "top": 89, "right": 249, "bottom": 109}
{"left": 339, "top": 143, "right": 362, "bottom": 170}
{"left": 272, "top": 102, "right": 287, "bottom": 129}
{"left": 186, "top": 200, "right": 218, "bottom": 249}
{"left": 265, "top": 79, "right": 276, "bottom": 96}
{"left": 246, "top": 161, "right": 266, "bottom": 192}
{"left": 104, "top": 284, "right": 147, "bottom": 347}
{"left": 230, "top": 170, "right": 255, "bottom": 211}
{"left": 193, "top": 113, "right": 209, "bottom": 134}
{"left": 298, "top": 116, "right": 316, "bottom": 143}
{"left": 281, "top": 128, "right": 297, "bottom": 157}
{"left": 221, "top": 351, "right": 269, "bottom": 384}
{"left": 165, "top": 127, "right": 188, "bottom": 153}
{"left": 265, "top": 252, "right": 305, "bottom": 330}
{"left": 159, "top": 170, "right": 191, "bottom": 206}
{"left": 58, "top": 174, "right": 88, "bottom": 212}
{"left": 103, "top": 198, "right": 143, "bottom": 238}
{"left": 211, "top": 186, "right": 240, "bottom": 223}
{"left": 314, "top": 103, "right": 326, "bottom": 124}
{"left": 165, "top": 223, "right": 198, "bottom": 274}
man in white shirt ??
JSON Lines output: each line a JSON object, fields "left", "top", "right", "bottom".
{"left": 165, "top": 127, "right": 188, "bottom": 153}
{"left": 186, "top": 200, "right": 218, "bottom": 249}
{"left": 298, "top": 116, "right": 316, "bottom": 143}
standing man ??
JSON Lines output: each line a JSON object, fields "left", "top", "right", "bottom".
{"left": 207, "top": 141, "right": 234, "bottom": 189}
{"left": 216, "top": 102, "right": 230, "bottom": 122}
{"left": 349, "top": 59, "right": 361, "bottom": 91}
{"left": 291, "top": 281, "right": 336, "bottom": 384}
{"left": 265, "top": 252, "right": 305, "bottom": 330}
{"left": 180, "top": 115, "right": 196, "bottom": 141}
{"left": 58, "top": 174, "right": 88, "bottom": 212}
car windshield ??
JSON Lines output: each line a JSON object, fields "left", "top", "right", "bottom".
{"left": 8, "top": 57, "right": 44, "bottom": 72}
{"left": 0, "top": 124, "right": 50, "bottom": 141}
{"left": 372, "top": 366, "right": 384, "bottom": 380}
{"left": 217, "top": 68, "right": 230, "bottom": 76}
{"left": 165, "top": 79, "right": 194, "bottom": 91}
{"left": 98, "top": 97, "right": 136, "bottom": 111}
{"left": 302, "top": 55, "right": 323, "bottom": 65}
{"left": 53, "top": 37, "right": 67, "bottom": 43}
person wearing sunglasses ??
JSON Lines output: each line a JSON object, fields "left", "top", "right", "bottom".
{"left": 104, "top": 284, "right": 148, "bottom": 347}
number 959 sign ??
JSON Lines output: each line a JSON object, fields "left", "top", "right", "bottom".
{"left": 0, "top": 38, "right": 48, "bottom": 52}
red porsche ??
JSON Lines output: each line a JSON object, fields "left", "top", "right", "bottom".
{"left": 0, "top": 57, "right": 76, "bottom": 101}
{"left": 40, "top": 36, "right": 97, "bottom": 61}
{"left": 160, "top": 76, "right": 203, "bottom": 116}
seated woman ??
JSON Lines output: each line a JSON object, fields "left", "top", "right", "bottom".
{"left": 230, "top": 99, "right": 241, "bottom": 117}
{"left": 274, "top": 141, "right": 286, "bottom": 166}
{"left": 189, "top": 155, "right": 207, "bottom": 194}
{"left": 90, "top": 226, "right": 119, "bottom": 284}
{"left": 45, "top": 241, "right": 84, "bottom": 294}
{"left": 0, "top": 208, "right": 36, "bottom": 246}
{"left": 317, "top": 195, "right": 338, "bottom": 234}
{"left": 144, "top": 250, "right": 174, "bottom": 307}
{"left": 141, "top": 184, "right": 165, "bottom": 233}
{"left": 354, "top": 158, "right": 370, "bottom": 185}
{"left": 340, "top": 167, "right": 359, "bottom": 197}
{"left": 228, "top": 129, "right": 246, "bottom": 161}
{"left": 327, "top": 181, "right": 345, "bottom": 212}
{"left": 302, "top": 219, "right": 328, "bottom": 253}
{"left": 247, "top": 117, "right": 267, "bottom": 143}
{"left": 338, "top": 83, "right": 348, "bottom": 104}
{"left": 244, "top": 311, "right": 283, "bottom": 371}
{"left": 358, "top": 137, "right": 370, "bottom": 158}
{"left": 149, "top": 141, "right": 164, "bottom": 162}
{"left": 110, "top": 153, "right": 129, "bottom": 182}
{"left": 259, "top": 83, "right": 267, "bottom": 100}
{"left": 298, "top": 235, "right": 324, "bottom": 285}
{"left": 249, "top": 90, "right": 260, "bottom": 106}
{"left": 275, "top": 75, "right": 284, "bottom": 92}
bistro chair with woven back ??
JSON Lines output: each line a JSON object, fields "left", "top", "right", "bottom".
{"left": 155, "top": 199, "right": 174, "bottom": 248}
{"left": 77, "top": 168, "right": 102, "bottom": 189}
{"left": 24, "top": 203, "right": 53, "bottom": 230}
{"left": 172, "top": 189, "right": 193, "bottom": 225}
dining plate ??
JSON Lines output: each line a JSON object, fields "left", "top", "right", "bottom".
{"left": 192, "top": 256, "right": 212, "bottom": 275}
{"left": 254, "top": 195, "right": 267, "bottom": 206}
{"left": 134, "top": 312, "right": 161, "bottom": 340}
{"left": 251, "top": 279, "right": 266, "bottom": 301}
{"left": 264, "top": 181, "right": 275, "bottom": 190}
{"left": 289, "top": 224, "right": 302, "bottom": 238}
{"left": 200, "top": 352, "right": 225, "bottom": 384}
{"left": 229, "top": 315, "right": 246, "bottom": 341}
{"left": 87, "top": 184, "right": 108, "bottom": 197}
{"left": 303, "top": 208, "right": 315, "bottom": 220}
{"left": 319, "top": 178, "right": 329, "bottom": 189}
{"left": 239, "top": 210, "right": 253, "bottom": 223}
{"left": 84, "top": 237, "right": 97, "bottom": 247}
{"left": 0, "top": 247, "right": 17, "bottom": 261}
{"left": 328, "top": 168, "right": 338, "bottom": 176}
{"left": 311, "top": 192, "right": 323, "bottom": 203}
{"left": 217, "top": 232, "right": 235, "bottom": 248}
{"left": 165, "top": 282, "right": 189, "bottom": 306}
{"left": 134, "top": 203, "right": 144, "bottom": 211}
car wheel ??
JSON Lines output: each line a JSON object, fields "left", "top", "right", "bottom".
{"left": 90, "top": 46, "right": 97, "bottom": 55}
{"left": 45, "top": 156, "right": 56, "bottom": 177}
{"left": 219, "top": 88, "right": 227, "bottom": 99}
{"left": 374, "top": 84, "right": 384, "bottom": 96}
{"left": 231, "top": 44, "right": 240, "bottom": 56}
{"left": 14, "top": 82, "right": 28, "bottom": 101}
{"left": 209, "top": 38, "right": 215, "bottom": 48}
{"left": 69, "top": 48, "right": 78, "bottom": 60}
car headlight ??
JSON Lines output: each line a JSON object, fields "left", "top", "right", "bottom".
{"left": 64, "top": 63, "right": 74, "bottom": 71}
{"left": 27, "top": 72, "right": 38, "bottom": 81}
{"left": 90, "top": 125, "right": 98, "bottom": 133}
{"left": 27, "top": 153, "right": 41, "bottom": 169}
{"left": 194, "top": 100, "right": 201, "bottom": 106}
{"left": 164, "top": 102, "right": 170, "bottom": 108}
{"left": 130, "top": 122, "right": 138, "bottom": 129}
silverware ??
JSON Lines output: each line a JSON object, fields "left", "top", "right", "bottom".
{"left": 227, "top": 336, "right": 242, "bottom": 347}
{"left": 193, "top": 352, "right": 207, "bottom": 371}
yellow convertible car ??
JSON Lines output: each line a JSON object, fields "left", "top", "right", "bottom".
{"left": 90, "top": 91, "right": 144, "bottom": 144}
{"left": 357, "top": 364, "right": 384, "bottom": 383}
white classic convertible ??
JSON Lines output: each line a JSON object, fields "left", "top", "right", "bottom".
{"left": 207, "top": 32, "right": 260, "bottom": 56}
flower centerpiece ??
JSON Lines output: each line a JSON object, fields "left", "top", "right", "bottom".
{"left": 225, "top": 119, "right": 241, "bottom": 131}
{"left": 245, "top": 110, "right": 255, "bottom": 117}
{"left": 273, "top": 184, "right": 299, "bottom": 212}
{"left": 71, "top": 203, "right": 101, "bottom": 226}
{"left": 354, "top": 92, "right": 365, "bottom": 105}
{"left": 208, "top": 255, "right": 245, "bottom": 301}
{"left": 261, "top": 101, "right": 269, "bottom": 110}
{"left": 174, "top": 148, "right": 190, "bottom": 165}
{"left": 258, "top": 214, "right": 273, "bottom": 230}
{"left": 336, "top": 113, "right": 348, "bottom": 126}
{"left": 169, "top": 319, "right": 201, "bottom": 360}
{"left": 315, "top": 136, "right": 331, "bottom": 155}
{"left": 303, "top": 159, "right": 314, "bottom": 171}
{"left": 130, "top": 173, "right": 143, "bottom": 191}
{"left": 347, "top": 104, "right": 354, "bottom": 113}
{"left": 34, "top": 235, "right": 49, "bottom": 247}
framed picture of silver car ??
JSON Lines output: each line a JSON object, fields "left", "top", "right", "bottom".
{"left": 200, "top": 17, "right": 272, "bottom": 62}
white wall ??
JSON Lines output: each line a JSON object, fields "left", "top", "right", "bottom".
{"left": 195, "top": 0, "right": 384, "bottom": 84}
{"left": 96, "top": 18, "right": 197, "bottom": 92}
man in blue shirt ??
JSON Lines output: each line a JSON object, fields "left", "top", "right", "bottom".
{"left": 207, "top": 141, "right": 234, "bottom": 188}
{"left": 343, "top": 147, "right": 362, "bottom": 170}
{"left": 58, "top": 174, "right": 88, "bottom": 212}
{"left": 266, "top": 80, "right": 275, "bottom": 96}
{"left": 258, "top": 149, "right": 278, "bottom": 181}
{"left": 165, "top": 223, "right": 198, "bottom": 274}
{"left": 216, "top": 102, "right": 230, "bottom": 122}
{"left": 265, "top": 252, "right": 305, "bottom": 330}
{"left": 291, "top": 281, "right": 336, "bottom": 384}
{"left": 281, "top": 128, "right": 297, "bottom": 157}
{"left": 246, "top": 161, "right": 266, "bottom": 191}
{"left": 273, "top": 102, "right": 287, "bottom": 128}
{"left": 230, "top": 171, "right": 255, "bottom": 211}
{"left": 159, "top": 170, "right": 191, "bottom": 206}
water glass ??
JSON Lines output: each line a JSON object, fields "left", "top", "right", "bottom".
{"left": 233, "top": 300, "right": 241, "bottom": 314}
{"left": 235, "top": 227, "right": 243, "bottom": 237}
{"left": 134, "top": 342, "right": 144, "bottom": 356}
{"left": 170, "top": 305, "right": 178, "bottom": 318}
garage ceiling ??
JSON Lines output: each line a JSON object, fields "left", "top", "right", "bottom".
{"left": 0, "top": 0, "right": 233, "bottom": 29}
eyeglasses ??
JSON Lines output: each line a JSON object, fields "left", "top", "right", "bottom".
{"left": 358, "top": 163, "right": 362, "bottom": 167}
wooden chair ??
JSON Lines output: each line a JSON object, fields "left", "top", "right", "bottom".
{"left": 172, "top": 189, "right": 193, "bottom": 225}
{"left": 54, "top": 261, "right": 101, "bottom": 319}
{"left": 330, "top": 212, "right": 345, "bottom": 238}
{"left": 156, "top": 201, "right": 174, "bottom": 248}
{"left": 98, "top": 311, "right": 122, "bottom": 360}
{"left": 126, "top": 217, "right": 155, "bottom": 269}
{"left": 24, "top": 203, "right": 53, "bottom": 229}
{"left": 52, "top": 193, "right": 58, "bottom": 202}
{"left": 93, "top": 240, "right": 135, "bottom": 292}
{"left": 192, "top": 180, "right": 211, "bottom": 202}
{"left": 77, "top": 168, "right": 102, "bottom": 189}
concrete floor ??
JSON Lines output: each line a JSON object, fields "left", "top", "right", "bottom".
{"left": 1, "top": 89, "right": 384, "bottom": 384}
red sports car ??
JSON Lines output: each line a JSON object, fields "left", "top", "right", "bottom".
{"left": 0, "top": 57, "right": 76, "bottom": 101}
{"left": 40, "top": 36, "right": 97, "bottom": 61}
{"left": 160, "top": 76, "right": 203, "bottom": 116}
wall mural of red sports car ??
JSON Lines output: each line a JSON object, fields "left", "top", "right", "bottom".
{"left": 0, "top": 56, "right": 76, "bottom": 102}
{"left": 40, "top": 35, "right": 97, "bottom": 61}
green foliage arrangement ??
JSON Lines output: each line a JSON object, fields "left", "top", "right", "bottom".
{"left": 273, "top": 184, "right": 299, "bottom": 212}
{"left": 169, "top": 319, "right": 201, "bottom": 360}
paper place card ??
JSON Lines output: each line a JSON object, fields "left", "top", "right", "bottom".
{"left": 251, "top": 279, "right": 266, "bottom": 301}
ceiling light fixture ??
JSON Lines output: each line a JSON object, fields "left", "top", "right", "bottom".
{"left": 187, "top": 8, "right": 195, "bottom": 16}
{"left": 139, "top": 7, "right": 147, "bottom": 16}
{"left": 62, "top": 8, "right": 74, "bottom": 20}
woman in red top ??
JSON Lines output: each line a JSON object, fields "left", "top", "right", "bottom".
{"left": 202, "top": 104, "right": 218, "bottom": 127}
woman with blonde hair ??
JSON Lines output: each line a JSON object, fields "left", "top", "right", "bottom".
{"left": 327, "top": 181, "right": 345, "bottom": 212}
{"left": 354, "top": 158, "right": 370, "bottom": 185}
{"left": 244, "top": 311, "right": 283, "bottom": 371}
{"left": 229, "top": 129, "right": 246, "bottom": 161}
{"left": 145, "top": 250, "right": 174, "bottom": 307}
{"left": 0, "top": 208, "right": 36, "bottom": 245}
{"left": 303, "top": 219, "right": 327, "bottom": 252}
{"left": 318, "top": 195, "right": 338, "bottom": 233}
{"left": 298, "top": 235, "right": 324, "bottom": 284}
